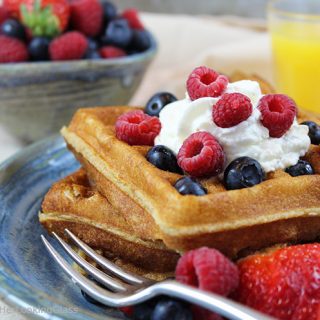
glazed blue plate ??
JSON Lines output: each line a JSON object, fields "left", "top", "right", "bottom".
{"left": 0, "top": 135, "right": 124, "bottom": 320}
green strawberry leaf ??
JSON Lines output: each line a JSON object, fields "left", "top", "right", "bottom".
{"left": 21, "top": 0, "right": 61, "bottom": 38}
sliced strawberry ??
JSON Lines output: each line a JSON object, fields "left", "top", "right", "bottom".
{"left": 235, "top": 244, "right": 320, "bottom": 320}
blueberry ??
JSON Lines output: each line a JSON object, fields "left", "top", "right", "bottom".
{"left": 28, "top": 37, "right": 50, "bottom": 61}
{"left": 133, "top": 299, "right": 158, "bottom": 320}
{"left": 133, "top": 304, "right": 154, "bottom": 320}
{"left": 145, "top": 92, "right": 178, "bottom": 117}
{"left": 174, "top": 177, "right": 207, "bottom": 196}
{"left": 285, "top": 160, "right": 314, "bottom": 177}
{"left": 87, "top": 38, "right": 100, "bottom": 51}
{"left": 224, "top": 157, "right": 265, "bottom": 190}
{"left": 301, "top": 121, "right": 320, "bottom": 145}
{"left": 1, "top": 19, "right": 26, "bottom": 41}
{"left": 130, "top": 30, "right": 151, "bottom": 52}
{"left": 84, "top": 49, "right": 102, "bottom": 60}
{"left": 127, "top": 49, "right": 140, "bottom": 55}
{"left": 102, "top": 1, "right": 117, "bottom": 25}
{"left": 84, "top": 38, "right": 102, "bottom": 59}
{"left": 147, "top": 145, "right": 182, "bottom": 174}
{"left": 81, "top": 275, "right": 105, "bottom": 306}
{"left": 151, "top": 299, "right": 193, "bottom": 320}
{"left": 102, "top": 19, "right": 132, "bottom": 49}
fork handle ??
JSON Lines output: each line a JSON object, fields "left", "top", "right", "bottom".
{"left": 153, "top": 280, "right": 275, "bottom": 320}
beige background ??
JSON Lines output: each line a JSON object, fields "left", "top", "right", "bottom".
{"left": 115, "top": 0, "right": 269, "bottom": 17}
{"left": 0, "top": 13, "right": 272, "bottom": 319}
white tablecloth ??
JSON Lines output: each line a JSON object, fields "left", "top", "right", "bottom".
{"left": 0, "top": 13, "right": 272, "bottom": 319}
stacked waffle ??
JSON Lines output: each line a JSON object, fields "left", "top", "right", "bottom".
{"left": 40, "top": 74, "right": 320, "bottom": 280}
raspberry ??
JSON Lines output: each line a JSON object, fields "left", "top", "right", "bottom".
{"left": 213, "top": 93, "right": 253, "bottom": 128}
{"left": 192, "top": 305, "right": 223, "bottom": 320}
{"left": 175, "top": 247, "right": 239, "bottom": 295}
{"left": 0, "top": 6, "right": 10, "bottom": 24}
{"left": 70, "top": 0, "right": 103, "bottom": 37}
{"left": 49, "top": 31, "right": 88, "bottom": 61}
{"left": 258, "top": 94, "right": 297, "bottom": 138}
{"left": 177, "top": 132, "right": 225, "bottom": 178}
{"left": 115, "top": 110, "right": 161, "bottom": 146}
{"left": 122, "top": 8, "right": 144, "bottom": 30}
{"left": 235, "top": 244, "right": 320, "bottom": 320}
{"left": 186, "top": 66, "right": 228, "bottom": 101}
{"left": 100, "top": 46, "right": 126, "bottom": 59}
{"left": 176, "top": 247, "right": 239, "bottom": 320}
{"left": 0, "top": 35, "right": 28, "bottom": 63}
{"left": 119, "top": 306, "right": 133, "bottom": 316}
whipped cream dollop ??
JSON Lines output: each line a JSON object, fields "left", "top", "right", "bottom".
{"left": 155, "top": 80, "right": 310, "bottom": 173}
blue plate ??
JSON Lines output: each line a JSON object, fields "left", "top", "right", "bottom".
{"left": 0, "top": 135, "right": 124, "bottom": 320}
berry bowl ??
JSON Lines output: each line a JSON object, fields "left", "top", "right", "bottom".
{"left": 0, "top": 35, "right": 156, "bottom": 142}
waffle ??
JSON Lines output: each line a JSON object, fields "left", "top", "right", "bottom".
{"left": 59, "top": 102, "right": 320, "bottom": 259}
{"left": 40, "top": 168, "right": 179, "bottom": 280}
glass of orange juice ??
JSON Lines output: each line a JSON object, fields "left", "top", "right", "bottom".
{"left": 268, "top": 0, "right": 320, "bottom": 112}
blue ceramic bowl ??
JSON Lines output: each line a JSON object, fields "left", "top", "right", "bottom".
{"left": 0, "top": 34, "right": 157, "bottom": 143}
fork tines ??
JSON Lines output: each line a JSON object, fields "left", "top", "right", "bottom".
{"left": 41, "top": 229, "right": 154, "bottom": 306}
{"left": 41, "top": 229, "right": 276, "bottom": 320}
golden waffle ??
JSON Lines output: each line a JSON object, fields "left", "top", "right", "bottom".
{"left": 60, "top": 104, "right": 320, "bottom": 259}
{"left": 39, "top": 168, "right": 179, "bottom": 279}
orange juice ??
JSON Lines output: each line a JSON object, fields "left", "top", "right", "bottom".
{"left": 270, "top": 21, "right": 320, "bottom": 112}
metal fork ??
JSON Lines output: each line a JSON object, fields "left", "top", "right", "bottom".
{"left": 41, "top": 229, "right": 275, "bottom": 320}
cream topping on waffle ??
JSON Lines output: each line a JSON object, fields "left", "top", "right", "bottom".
{"left": 155, "top": 80, "right": 310, "bottom": 173}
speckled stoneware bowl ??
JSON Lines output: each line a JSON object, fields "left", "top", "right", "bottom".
{"left": 0, "top": 34, "right": 156, "bottom": 143}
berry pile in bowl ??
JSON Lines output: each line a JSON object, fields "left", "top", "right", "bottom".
{"left": 0, "top": 0, "right": 153, "bottom": 62}
{"left": 0, "top": 0, "right": 156, "bottom": 142}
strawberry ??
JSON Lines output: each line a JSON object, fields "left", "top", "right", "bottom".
{"left": 2, "top": 0, "right": 23, "bottom": 19}
{"left": 235, "top": 244, "right": 320, "bottom": 320}
{"left": 21, "top": 0, "right": 70, "bottom": 37}
{"left": 0, "top": 6, "right": 10, "bottom": 24}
